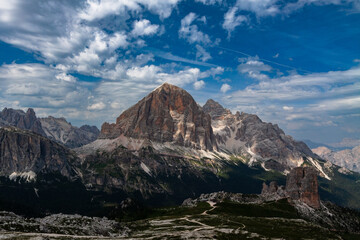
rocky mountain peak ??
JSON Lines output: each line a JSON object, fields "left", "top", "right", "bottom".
{"left": 203, "top": 99, "right": 231, "bottom": 119}
{"left": 208, "top": 101, "right": 315, "bottom": 168}
{"left": 153, "top": 82, "right": 185, "bottom": 93}
{"left": 40, "top": 116, "right": 100, "bottom": 148}
{"left": 0, "top": 107, "right": 45, "bottom": 136}
{"left": 26, "top": 108, "right": 36, "bottom": 115}
{"left": 100, "top": 83, "right": 217, "bottom": 151}
{"left": 313, "top": 145, "right": 360, "bottom": 173}
{"left": 312, "top": 146, "right": 332, "bottom": 156}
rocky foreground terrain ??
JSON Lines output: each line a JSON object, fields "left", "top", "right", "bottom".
{"left": 1, "top": 167, "right": 359, "bottom": 239}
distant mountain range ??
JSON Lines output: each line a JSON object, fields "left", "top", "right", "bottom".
{"left": 0, "top": 107, "right": 99, "bottom": 148}
{"left": 303, "top": 138, "right": 360, "bottom": 151}
{"left": 313, "top": 145, "right": 360, "bottom": 173}
{"left": 0, "top": 83, "right": 360, "bottom": 217}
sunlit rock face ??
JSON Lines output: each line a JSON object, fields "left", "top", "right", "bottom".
{"left": 100, "top": 83, "right": 217, "bottom": 151}
{"left": 313, "top": 146, "right": 360, "bottom": 173}
{"left": 203, "top": 99, "right": 316, "bottom": 168}
{"left": 40, "top": 116, "right": 99, "bottom": 148}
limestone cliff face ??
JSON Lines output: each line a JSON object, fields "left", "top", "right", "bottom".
{"left": 0, "top": 127, "right": 77, "bottom": 179}
{"left": 0, "top": 108, "right": 45, "bottom": 136}
{"left": 286, "top": 167, "right": 320, "bottom": 209}
{"left": 100, "top": 83, "right": 217, "bottom": 151}
{"left": 313, "top": 146, "right": 360, "bottom": 173}
{"left": 203, "top": 99, "right": 316, "bottom": 168}
{"left": 40, "top": 117, "right": 99, "bottom": 148}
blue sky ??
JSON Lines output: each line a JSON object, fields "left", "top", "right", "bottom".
{"left": 0, "top": 0, "right": 359, "bottom": 145}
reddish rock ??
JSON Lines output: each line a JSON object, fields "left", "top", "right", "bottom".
{"left": 261, "top": 181, "right": 279, "bottom": 195}
{"left": 286, "top": 167, "right": 320, "bottom": 209}
{"left": 99, "top": 83, "right": 217, "bottom": 151}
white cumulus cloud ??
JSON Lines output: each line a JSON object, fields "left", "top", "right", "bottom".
{"left": 283, "top": 106, "right": 294, "bottom": 111}
{"left": 222, "top": 7, "right": 248, "bottom": 36}
{"left": 193, "top": 80, "right": 206, "bottom": 90}
{"left": 132, "top": 19, "right": 159, "bottom": 37}
{"left": 179, "top": 13, "right": 211, "bottom": 45}
{"left": 88, "top": 102, "right": 106, "bottom": 110}
{"left": 220, "top": 83, "right": 231, "bottom": 93}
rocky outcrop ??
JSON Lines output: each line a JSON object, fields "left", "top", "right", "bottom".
{"left": 203, "top": 100, "right": 316, "bottom": 168}
{"left": 0, "top": 211, "right": 127, "bottom": 237}
{"left": 259, "top": 167, "right": 320, "bottom": 208}
{"left": 40, "top": 116, "right": 99, "bottom": 148}
{"left": 0, "top": 127, "right": 77, "bottom": 179}
{"left": 0, "top": 108, "right": 45, "bottom": 136}
{"left": 100, "top": 83, "right": 217, "bottom": 151}
{"left": 261, "top": 181, "right": 287, "bottom": 201}
{"left": 313, "top": 146, "right": 360, "bottom": 173}
{"left": 286, "top": 167, "right": 320, "bottom": 209}
{"left": 182, "top": 191, "right": 360, "bottom": 234}
{"left": 202, "top": 99, "right": 231, "bottom": 119}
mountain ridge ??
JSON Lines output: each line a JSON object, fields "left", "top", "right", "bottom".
{"left": 202, "top": 98, "right": 318, "bottom": 171}
{"left": 1, "top": 83, "right": 360, "bottom": 215}
{"left": 313, "top": 145, "right": 360, "bottom": 173}
{"left": 100, "top": 83, "right": 217, "bottom": 151}
{"left": 0, "top": 108, "right": 99, "bottom": 148}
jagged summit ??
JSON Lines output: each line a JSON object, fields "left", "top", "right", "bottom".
{"left": 152, "top": 82, "right": 180, "bottom": 92}
{"left": 203, "top": 99, "right": 231, "bottom": 119}
{"left": 40, "top": 116, "right": 100, "bottom": 148}
{"left": 206, "top": 100, "right": 316, "bottom": 169}
{"left": 0, "top": 107, "right": 46, "bottom": 136}
{"left": 0, "top": 107, "right": 99, "bottom": 148}
{"left": 100, "top": 83, "right": 217, "bottom": 151}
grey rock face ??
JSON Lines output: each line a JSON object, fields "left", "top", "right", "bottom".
{"left": 40, "top": 116, "right": 99, "bottom": 148}
{"left": 100, "top": 83, "right": 217, "bottom": 151}
{"left": 0, "top": 127, "right": 77, "bottom": 179}
{"left": 204, "top": 100, "right": 316, "bottom": 168}
{"left": 0, "top": 108, "right": 46, "bottom": 136}
{"left": 78, "top": 145, "right": 220, "bottom": 199}
{"left": 0, "top": 108, "right": 99, "bottom": 148}
{"left": 203, "top": 99, "right": 231, "bottom": 119}
{"left": 313, "top": 146, "right": 360, "bottom": 173}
